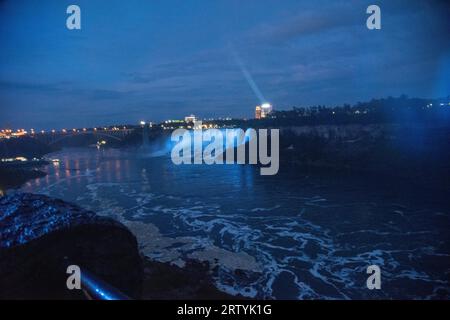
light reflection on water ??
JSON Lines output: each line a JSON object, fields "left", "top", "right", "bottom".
{"left": 20, "top": 147, "right": 450, "bottom": 299}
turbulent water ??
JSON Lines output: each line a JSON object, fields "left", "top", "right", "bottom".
{"left": 19, "top": 147, "right": 450, "bottom": 299}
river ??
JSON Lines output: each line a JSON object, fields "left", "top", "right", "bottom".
{"left": 19, "top": 147, "right": 450, "bottom": 299}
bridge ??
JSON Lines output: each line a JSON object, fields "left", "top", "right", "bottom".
{"left": 30, "top": 128, "right": 134, "bottom": 146}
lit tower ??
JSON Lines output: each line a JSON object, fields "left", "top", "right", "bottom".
{"left": 255, "top": 103, "right": 272, "bottom": 119}
{"left": 184, "top": 115, "right": 197, "bottom": 123}
{"left": 255, "top": 106, "right": 262, "bottom": 119}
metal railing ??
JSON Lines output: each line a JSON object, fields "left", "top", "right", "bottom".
{"left": 80, "top": 268, "right": 131, "bottom": 300}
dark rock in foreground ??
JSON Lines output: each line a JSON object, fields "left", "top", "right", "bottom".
{"left": 0, "top": 193, "right": 143, "bottom": 299}
{"left": 0, "top": 193, "right": 238, "bottom": 300}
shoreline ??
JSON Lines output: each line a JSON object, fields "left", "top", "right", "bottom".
{"left": 0, "top": 165, "right": 47, "bottom": 194}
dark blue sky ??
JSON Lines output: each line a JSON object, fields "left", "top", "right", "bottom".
{"left": 0, "top": 0, "right": 449, "bottom": 129}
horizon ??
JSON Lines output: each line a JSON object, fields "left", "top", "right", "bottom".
{"left": 1, "top": 93, "right": 449, "bottom": 131}
{"left": 0, "top": 94, "right": 450, "bottom": 133}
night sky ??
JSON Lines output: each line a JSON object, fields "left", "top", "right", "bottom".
{"left": 0, "top": 0, "right": 449, "bottom": 129}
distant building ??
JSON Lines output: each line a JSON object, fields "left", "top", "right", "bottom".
{"left": 255, "top": 106, "right": 262, "bottom": 119}
{"left": 184, "top": 115, "right": 197, "bottom": 123}
{"left": 256, "top": 103, "right": 273, "bottom": 119}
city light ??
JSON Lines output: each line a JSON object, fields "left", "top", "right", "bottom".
{"left": 184, "top": 115, "right": 197, "bottom": 123}
{"left": 256, "top": 103, "right": 273, "bottom": 119}
{"left": 1, "top": 156, "right": 28, "bottom": 162}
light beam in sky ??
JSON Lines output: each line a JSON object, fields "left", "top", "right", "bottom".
{"left": 230, "top": 47, "right": 267, "bottom": 104}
